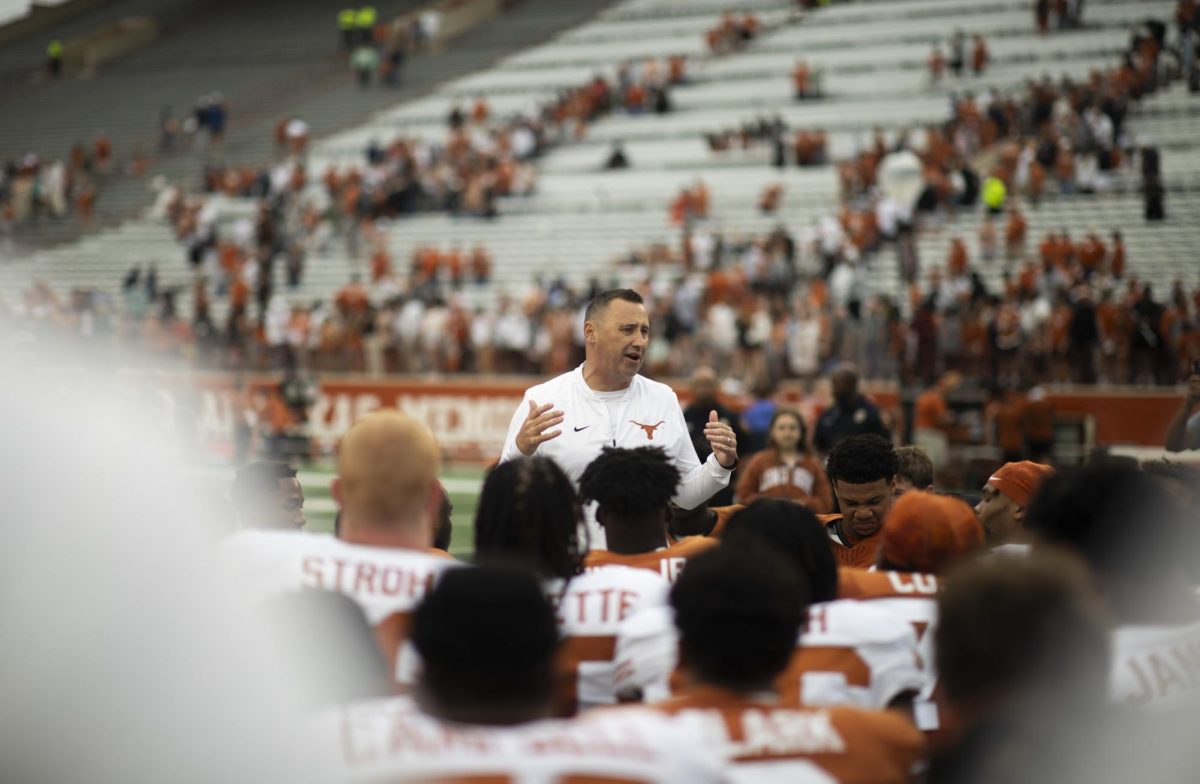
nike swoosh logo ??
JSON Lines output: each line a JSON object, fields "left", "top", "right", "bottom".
{"left": 573, "top": 426, "right": 590, "bottom": 432}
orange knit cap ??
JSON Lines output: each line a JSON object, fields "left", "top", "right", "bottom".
{"left": 880, "top": 491, "right": 985, "bottom": 574}
{"left": 987, "top": 461, "right": 1055, "bottom": 508}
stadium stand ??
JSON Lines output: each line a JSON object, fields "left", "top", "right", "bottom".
{"left": 1, "top": 0, "right": 1197, "bottom": 385}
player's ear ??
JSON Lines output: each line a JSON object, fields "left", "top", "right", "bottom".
{"left": 583, "top": 320, "right": 596, "bottom": 344}
{"left": 330, "top": 476, "right": 343, "bottom": 508}
{"left": 1013, "top": 504, "right": 1027, "bottom": 523}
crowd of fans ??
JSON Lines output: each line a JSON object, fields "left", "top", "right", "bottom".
{"left": 9, "top": 207, "right": 1198, "bottom": 390}
{"left": 705, "top": 11, "right": 761, "bottom": 54}
{"left": 0, "top": 134, "right": 117, "bottom": 234}
{"left": 843, "top": 16, "right": 1185, "bottom": 211}
{"left": 927, "top": 31, "right": 990, "bottom": 83}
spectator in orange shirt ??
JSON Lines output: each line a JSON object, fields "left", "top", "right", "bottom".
{"left": 947, "top": 237, "right": 969, "bottom": 277}
{"left": 971, "top": 34, "right": 989, "bottom": 75}
{"left": 1004, "top": 206, "right": 1027, "bottom": 261}
{"left": 985, "top": 387, "right": 1026, "bottom": 463}
{"left": 792, "top": 60, "right": 811, "bottom": 99}
{"left": 370, "top": 246, "right": 392, "bottom": 283}
{"left": 914, "top": 372, "right": 960, "bottom": 472}
{"left": 929, "top": 43, "right": 946, "bottom": 84}
{"left": 470, "top": 244, "right": 491, "bottom": 284}
{"left": 1077, "top": 230, "right": 1106, "bottom": 278}
{"left": 736, "top": 409, "right": 833, "bottom": 512}
{"left": 1108, "top": 230, "right": 1126, "bottom": 278}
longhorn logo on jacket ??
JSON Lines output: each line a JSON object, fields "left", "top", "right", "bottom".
{"left": 631, "top": 420, "right": 665, "bottom": 440}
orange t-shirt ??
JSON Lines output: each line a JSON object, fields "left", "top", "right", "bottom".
{"left": 1021, "top": 398, "right": 1055, "bottom": 442}
{"left": 987, "top": 400, "right": 1025, "bottom": 454}
{"left": 584, "top": 537, "right": 717, "bottom": 583}
{"left": 914, "top": 389, "right": 948, "bottom": 431}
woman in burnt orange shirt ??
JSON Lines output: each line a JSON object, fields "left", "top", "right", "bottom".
{"left": 736, "top": 409, "right": 833, "bottom": 512}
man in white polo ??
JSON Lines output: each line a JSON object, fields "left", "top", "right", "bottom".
{"left": 500, "top": 289, "right": 737, "bottom": 529}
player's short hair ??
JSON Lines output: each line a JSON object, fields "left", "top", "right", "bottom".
{"left": 671, "top": 543, "right": 806, "bottom": 691}
{"left": 894, "top": 445, "right": 934, "bottom": 489}
{"left": 826, "top": 434, "right": 898, "bottom": 485}
{"left": 474, "top": 457, "right": 584, "bottom": 581}
{"left": 412, "top": 565, "right": 559, "bottom": 715}
{"left": 578, "top": 446, "right": 681, "bottom": 522}
{"left": 1025, "top": 463, "right": 1183, "bottom": 588}
{"left": 584, "top": 288, "right": 643, "bottom": 323}
{"left": 936, "top": 549, "right": 1110, "bottom": 709}
{"left": 724, "top": 498, "right": 838, "bottom": 603}
{"left": 231, "top": 461, "right": 296, "bottom": 514}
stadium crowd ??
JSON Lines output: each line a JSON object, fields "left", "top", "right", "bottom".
{"left": 8, "top": 219, "right": 1199, "bottom": 388}
{"left": 845, "top": 16, "right": 1182, "bottom": 208}
{"left": 204, "top": 289, "right": 1200, "bottom": 781}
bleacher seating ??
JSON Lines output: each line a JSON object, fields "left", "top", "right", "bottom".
{"left": 4, "top": 0, "right": 1197, "bottom": 323}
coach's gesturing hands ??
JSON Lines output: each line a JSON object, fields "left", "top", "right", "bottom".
{"left": 516, "top": 400, "right": 564, "bottom": 455}
{"left": 704, "top": 410, "right": 738, "bottom": 469}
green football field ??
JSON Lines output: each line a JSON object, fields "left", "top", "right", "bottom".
{"left": 296, "top": 463, "right": 486, "bottom": 559}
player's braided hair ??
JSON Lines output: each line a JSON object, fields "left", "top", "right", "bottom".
{"left": 474, "top": 456, "right": 585, "bottom": 581}
{"left": 578, "top": 446, "right": 681, "bottom": 522}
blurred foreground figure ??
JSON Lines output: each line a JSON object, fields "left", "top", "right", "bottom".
{"left": 931, "top": 550, "right": 1114, "bottom": 784}
{"left": 331, "top": 566, "right": 725, "bottom": 782}
{"left": 221, "top": 410, "right": 456, "bottom": 686}
{"left": 231, "top": 461, "right": 306, "bottom": 530}
{"left": 0, "top": 364, "right": 335, "bottom": 782}
{"left": 1026, "top": 464, "right": 1200, "bottom": 712}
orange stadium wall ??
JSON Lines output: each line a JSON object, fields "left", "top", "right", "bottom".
{"left": 127, "top": 374, "right": 1187, "bottom": 461}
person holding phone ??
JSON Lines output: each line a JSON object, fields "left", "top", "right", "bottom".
{"left": 1164, "top": 363, "right": 1200, "bottom": 451}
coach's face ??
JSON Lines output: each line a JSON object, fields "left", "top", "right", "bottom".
{"left": 586, "top": 299, "right": 649, "bottom": 387}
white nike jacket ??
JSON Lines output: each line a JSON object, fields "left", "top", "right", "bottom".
{"left": 500, "top": 365, "right": 731, "bottom": 510}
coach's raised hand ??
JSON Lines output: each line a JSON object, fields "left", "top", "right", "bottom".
{"left": 516, "top": 399, "right": 564, "bottom": 455}
{"left": 704, "top": 409, "right": 738, "bottom": 469}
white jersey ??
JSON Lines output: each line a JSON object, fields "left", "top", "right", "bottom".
{"left": 612, "top": 600, "right": 923, "bottom": 711}
{"left": 332, "top": 696, "right": 726, "bottom": 783}
{"left": 838, "top": 569, "right": 941, "bottom": 730}
{"left": 1110, "top": 620, "right": 1200, "bottom": 711}
{"left": 500, "top": 365, "right": 731, "bottom": 511}
{"left": 219, "top": 529, "right": 456, "bottom": 682}
{"left": 784, "top": 600, "right": 925, "bottom": 709}
{"left": 547, "top": 565, "right": 670, "bottom": 715}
